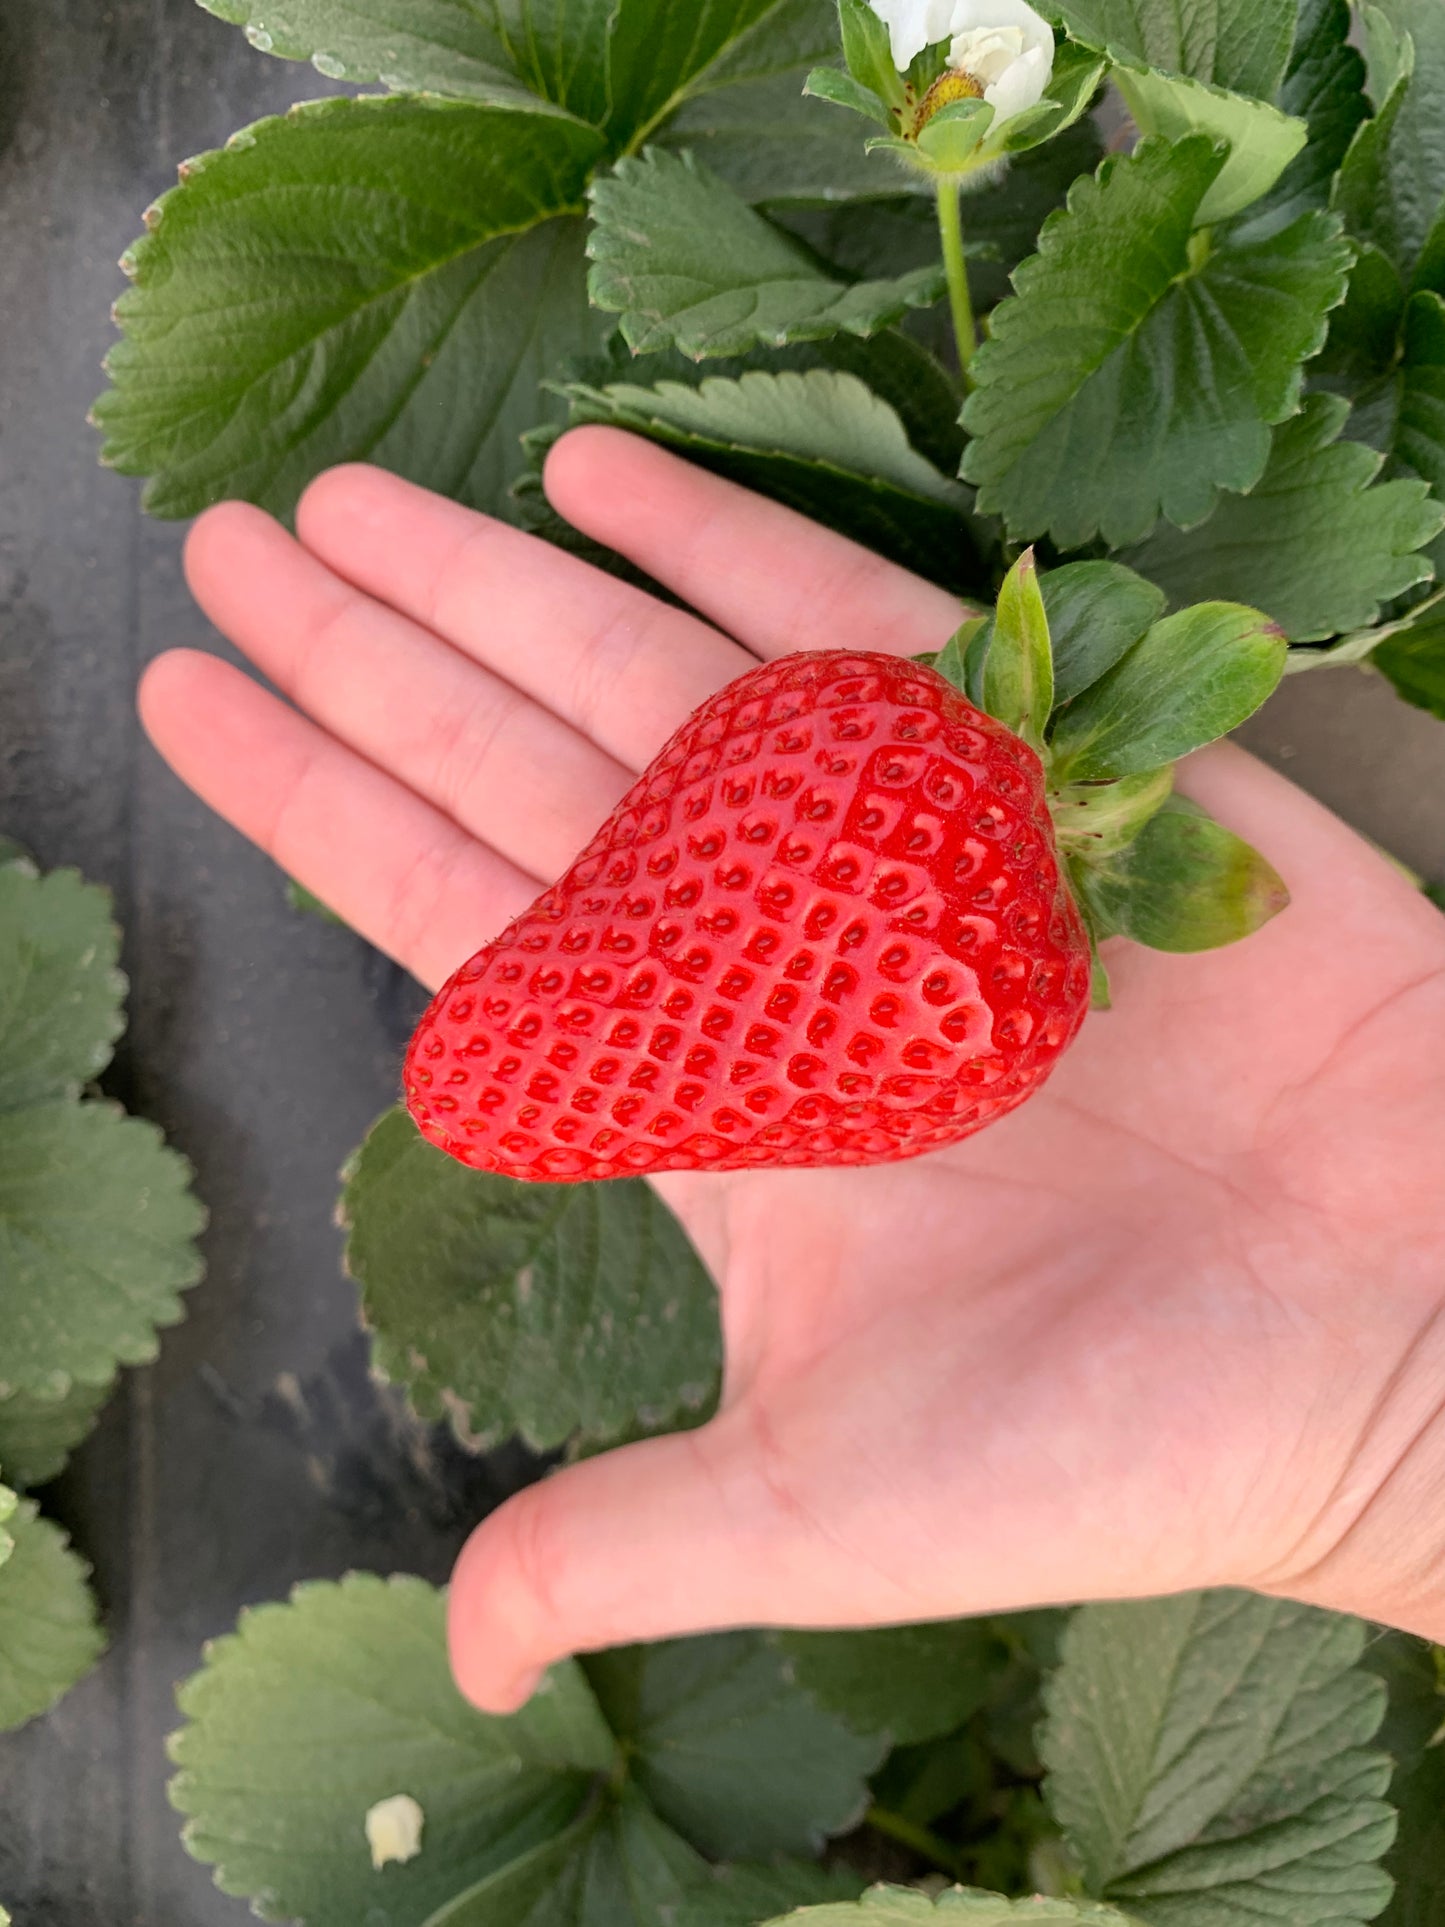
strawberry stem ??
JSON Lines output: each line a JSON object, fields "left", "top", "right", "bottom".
{"left": 937, "top": 178, "right": 978, "bottom": 387}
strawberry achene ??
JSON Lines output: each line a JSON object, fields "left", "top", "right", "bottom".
{"left": 406, "top": 651, "right": 1090, "bottom": 1180}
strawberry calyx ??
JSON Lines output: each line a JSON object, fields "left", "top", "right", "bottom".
{"left": 927, "top": 548, "right": 1291, "bottom": 979}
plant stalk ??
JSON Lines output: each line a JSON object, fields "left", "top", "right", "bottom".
{"left": 937, "top": 177, "right": 978, "bottom": 386}
{"left": 865, "top": 1803, "right": 966, "bottom": 1878}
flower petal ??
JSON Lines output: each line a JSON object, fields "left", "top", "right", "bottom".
{"left": 869, "top": 0, "right": 959, "bottom": 68}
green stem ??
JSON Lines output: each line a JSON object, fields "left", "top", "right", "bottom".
{"left": 865, "top": 1804, "right": 966, "bottom": 1879}
{"left": 937, "top": 177, "right": 978, "bottom": 386}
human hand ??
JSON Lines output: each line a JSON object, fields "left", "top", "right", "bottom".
{"left": 141, "top": 430, "right": 1445, "bottom": 1712}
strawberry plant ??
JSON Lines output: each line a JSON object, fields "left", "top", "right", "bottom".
{"left": 0, "top": 843, "right": 205, "bottom": 1734}
{"left": 86, "top": 0, "right": 1445, "bottom": 1920}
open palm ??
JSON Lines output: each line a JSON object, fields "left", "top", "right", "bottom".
{"left": 141, "top": 429, "right": 1445, "bottom": 1711}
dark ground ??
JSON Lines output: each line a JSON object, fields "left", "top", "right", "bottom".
{"left": 0, "top": 5, "right": 1441, "bottom": 1921}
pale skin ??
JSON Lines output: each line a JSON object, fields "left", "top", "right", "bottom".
{"left": 139, "top": 428, "right": 1445, "bottom": 1713}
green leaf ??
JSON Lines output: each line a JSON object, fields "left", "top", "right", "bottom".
{"left": 1123, "top": 393, "right": 1444, "bottom": 641}
{"left": 602, "top": 0, "right": 842, "bottom": 149}
{"left": 0, "top": 860, "right": 204, "bottom": 1414}
{"left": 1372, "top": 583, "right": 1445, "bottom": 717}
{"left": 0, "top": 1102, "right": 204, "bottom": 1400}
{"left": 1360, "top": 2, "right": 1413, "bottom": 105}
{"left": 662, "top": 71, "right": 921, "bottom": 206}
{"left": 193, "top": 0, "right": 542, "bottom": 105}
{"left": 0, "top": 1499, "right": 104, "bottom": 1732}
{"left": 805, "top": 66, "right": 895, "bottom": 127}
{"left": 649, "top": 0, "right": 918, "bottom": 207}
{"left": 1361, "top": 1632, "right": 1444, "bottom": 1776}
{"left": 1041, "top": 1591, "right": 1397, "bottom": 1927}
{"left": 1334, "top": 0, "right": 1445, "bottom": 282}
{"left": 1051, "top": 0, "right": 1299, "bottom": 97}
{"left": 419, "top": 1791, "right": 707, "bottom": 1926}
{"left": 1111, "top": 71, "right": 1306, "bottom": 225}
{"left": 587, "top": 151, "right": 945, "bottom": 359}
{"left": 1039, "top": 563, "right": 1168, "bottom": 707}
{"left": 757, "top": 1890, "right": 1144, "bottom": 1925}
{"left": 548, "top": 365, "right": 987, "bottom": 592}
{"left": 672, "top": 1863, "right": 867, "bottom": 1926}
{"left": 0, "top": 864, "right": 124, "bottom": 1111}
{"left": 1320, "top": 242, "right": 1408, "bottom": 380}
{"left": 1235, "top": 0, "right": 1369, "bottom": 238}
{"left": 1380, "top": 1740, "right": 1445, "bottom": 1926}
{"left": 583, "top": 1633, "right": 887, "bottom": 1859}
{"left": 773, "top": 1620, "right": 1004, "bottom": 1745}
{"left": 0, "top": 1376, "right": 114, "bottom": 1489}
{"left": 170, "top": 1573, "right": 617, "bottom": 1927}
{"left": 1049, "top": 603, "right": 1287, "bottom": 780}
{"left": 417, "top": 1821, "right": 594, "bottom": 1927}
{"left": 1069, "top": 796, "right": 1289, "bottom": 950}
{"left": 341, "top": 1107, "right": 721, "bottom": 1455}
{"left": 95, "top": 97, "right": 605, "bottom": 522}
{"left": 1390, "top": 291, "right": 1445, "bottom": 524}
{"left": 984, "top": 550, "right": 1054, "bottom": 748}
{"left": 961, "top": 138, "right": 1352, "bottom": 550}
{"left": 0, "top": 1481, "right": 14, "bottom": 1567}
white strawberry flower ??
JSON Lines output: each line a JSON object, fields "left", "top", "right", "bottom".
{"left": 869, "top": 0, "right": 1055, "bottom": 124}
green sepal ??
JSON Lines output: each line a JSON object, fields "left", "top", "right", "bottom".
{"left": 1090, "top": 951, "right": 1114, "bottom": 1010}
{"left": 805, "top": 68, "right": 894, "bottom": 130}
{"left": 932, "top": 616, "right": 991, "bottom": 705}
{"left": 838, "top": 0, "right": 909, "bottom": 112}
{"left": 1051, "top": 766, "right": 1176, "bottom": 860}
{"left": 1009, "top": 46, "right": 1107, "bottom": 152}
{"left": 982, "top": 549, "right": 1053, "bottom": 750}
{"left": 1069, "top": 797, "right": 1290, "bottom": 952}
{"left": 1048, "top": 602, "right": 1288, "bottom": 781}
{"left": 1038, "top": 561, "right": 1168, "bottom": 708}
{"left": 917, "top": 99, "right": 996, "bottom": 172}
{"left": 865, "top": 134, "right": 926, "bottom": 165}
{"left": 904, "top": 37, "right": 952, "bottom": 98}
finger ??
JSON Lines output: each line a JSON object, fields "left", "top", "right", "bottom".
{"left": 544, "top": 426, "right": 974, "bottom": 661}
{"left": 139, "top": 651, "right": 537, "bottom": 988}
{"left": 184, "top": 504, "right": 633, "bottom": 882}
{"left": 448, "top": 1414, "right": 902, "bottom": 1714}
{"left": 294, "top": 465, "right": 753, "bottom": 772}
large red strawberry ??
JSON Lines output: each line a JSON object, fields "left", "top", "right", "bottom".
{"left": 406, "top": 651, "right": 1091, "bottom": 1179}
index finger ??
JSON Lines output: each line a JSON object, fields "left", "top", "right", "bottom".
{"left": 543, "top": 426, "right": 977, "bottom": 661}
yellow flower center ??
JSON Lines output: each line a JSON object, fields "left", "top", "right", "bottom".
{"left": 917, "top": 68, "right": 986, "bottom": 127}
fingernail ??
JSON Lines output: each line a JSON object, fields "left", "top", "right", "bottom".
{"left": 454, "top": 1658, "right": 545, "bottom": 1718}
{"left": 507, "top": 1666, "right": 546, "bottom": 1711}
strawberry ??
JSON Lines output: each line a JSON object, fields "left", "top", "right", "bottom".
{"left": 405, "top": 650, "right": 1091, "bottom": 1180}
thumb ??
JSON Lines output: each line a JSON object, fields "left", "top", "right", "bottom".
{"left": 445, "top": 1414, "right": 858, "bottom": 1713}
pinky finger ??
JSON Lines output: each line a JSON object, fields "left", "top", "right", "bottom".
{"left": 139, "top": 651, "right": 539, "bottom": 990}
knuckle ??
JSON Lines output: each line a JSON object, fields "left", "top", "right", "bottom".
{"left": 382, "top": 835, "right": 469, "bottom": 974}
{"left": 429, "top": 684, "right": 523, "bottom": 826}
